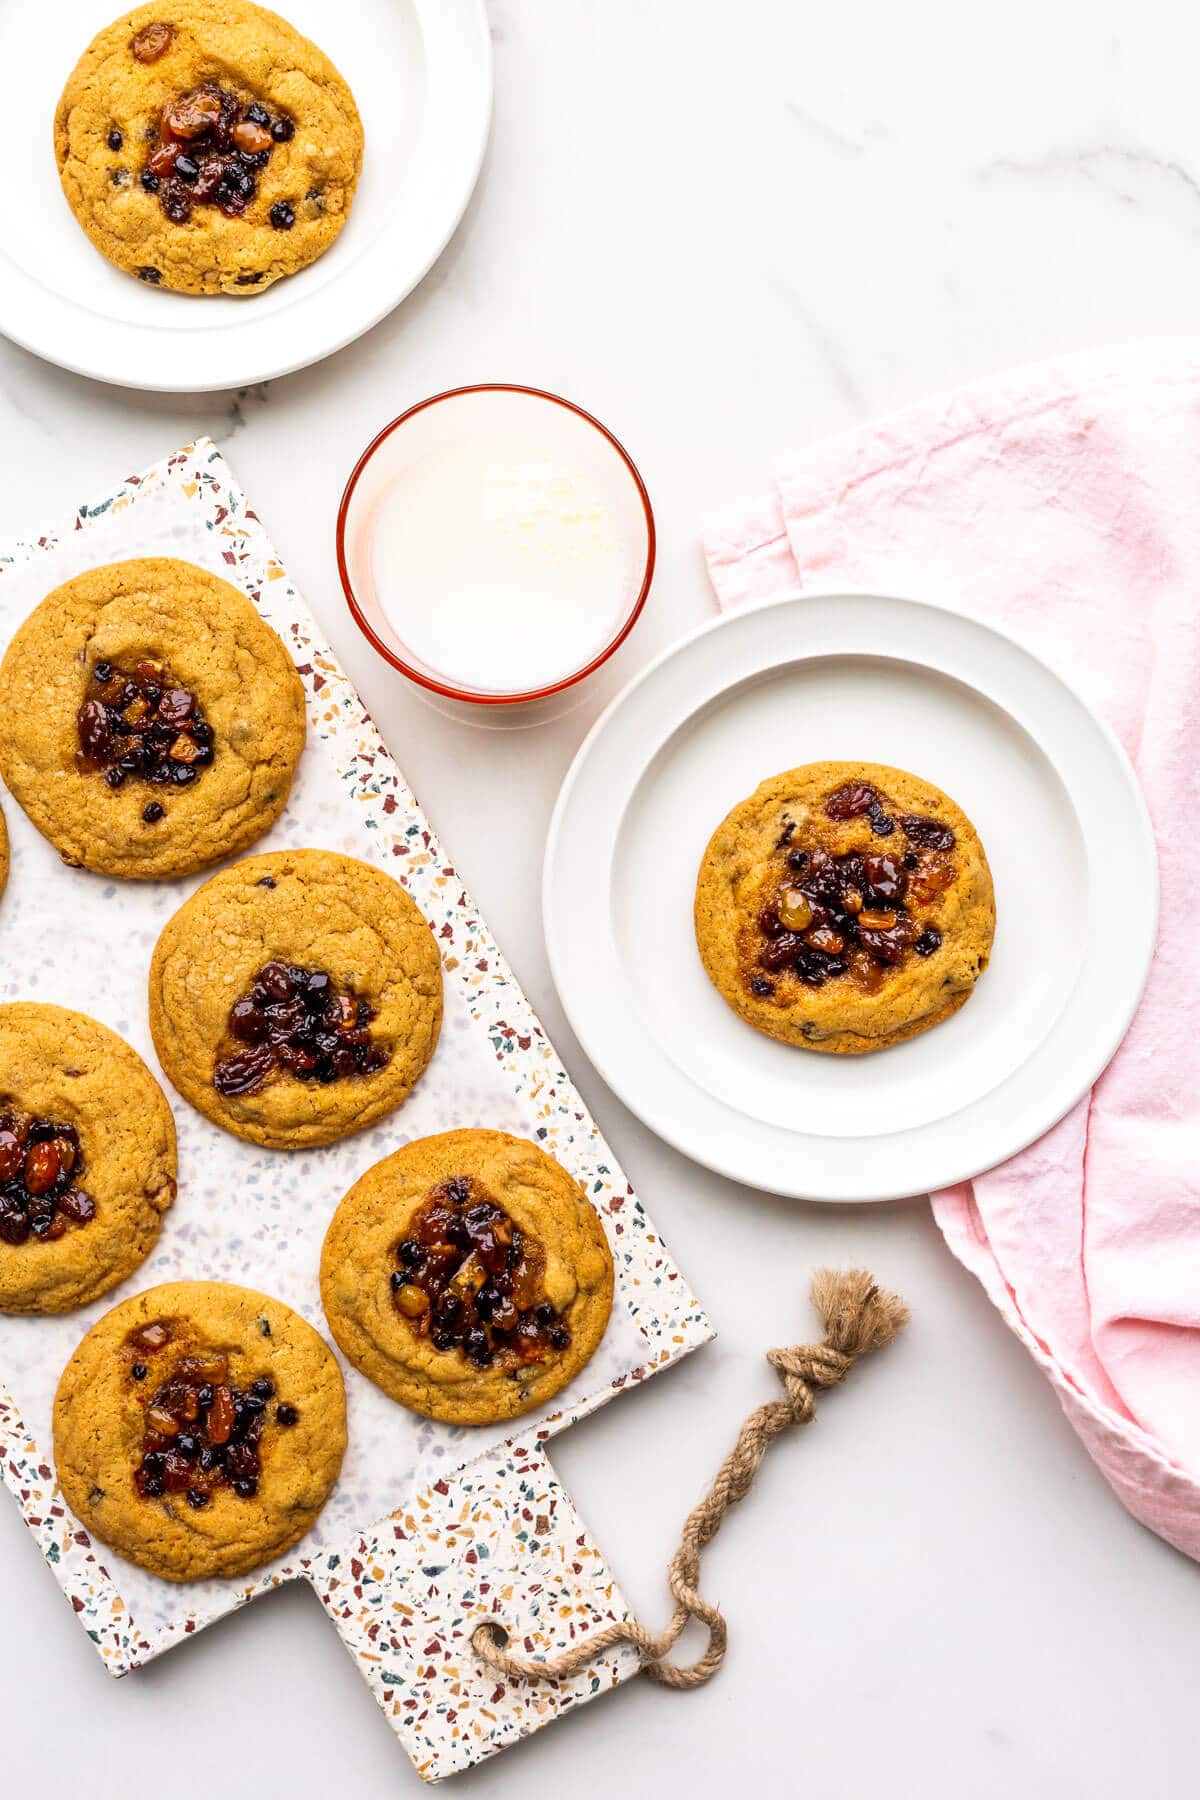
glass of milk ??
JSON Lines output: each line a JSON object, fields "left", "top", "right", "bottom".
{"left": 337, "top": 386, "right": 656, "bottom": 727}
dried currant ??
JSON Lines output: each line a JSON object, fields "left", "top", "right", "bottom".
{"left": 131, "top": 1338, "right": 298, "bottom": 1504}
{"left": 824, "top": 782, "right": 877, "bottom": 820}
{"left": 863, "top": 854, "right": 907, "bottom": 903}
{"left": 902, "top": 814, "right": 956, "bottom": 851}
{"left": 747, "top": 778, "right": 960, "bottom": 995}
{"left": 76, "top": 656, "right": 212, "bottom": 814}
{"left": 0, "top": 1112, "right": 95, "bottom": 1243}
{"left": 213, "top": 961, "right": 391, "bottom": 1095}
{"left": 389, "top": 1177, "right": 572, "bottom": 1369}
{"left": 139, "top": 81, "right": 295, "bottom": 227}
{"left": 131, "top": 21, "right": 173, "bottom": 62}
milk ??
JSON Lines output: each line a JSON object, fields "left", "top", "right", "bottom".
{"left": 353, "top": 390, "right": 650, "bottom": 699}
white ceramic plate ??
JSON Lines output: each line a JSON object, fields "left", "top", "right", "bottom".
{"left": 0, "top": 0, "right": 491, "bottom": 390}
{"left": 544, "top": 594, "right": 1159, "bottom": 1203}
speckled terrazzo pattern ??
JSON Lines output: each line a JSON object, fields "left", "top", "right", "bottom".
{"left": 313, "top": 1439, "right": 642, "bottom": 1781}
{"left": 0, "top": 440, "right": 713, "bottom": 1781}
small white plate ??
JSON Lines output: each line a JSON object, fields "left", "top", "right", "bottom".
{"left": 543, "top": 593, "right": 1159, "bottom": 1203}
{"left": 0, "top": 0, "right": 491, "bottom": 391}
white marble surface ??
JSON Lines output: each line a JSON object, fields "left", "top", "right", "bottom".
{"left": 1, "top": 0, "right": 1197, "bottom": 1793}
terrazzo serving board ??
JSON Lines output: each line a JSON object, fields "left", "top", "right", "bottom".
{"left": 0, "top": 439, "right": 712, "bottom": 1782}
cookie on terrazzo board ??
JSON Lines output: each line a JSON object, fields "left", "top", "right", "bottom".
{"left": 149, "top": 847, "right": 444, "bottom": 1149}
{"left": 695, "top": 760, "right": 995, "bottom": 1055}
{"left": 0, "top": 1003, "right": 176, "bottom": 1315}
{"left": 320, "top": 1129, "right": 615, "bottom": 1426}
{"left": 55, "top": 0, "right": 364, "bottom": 295}
{"left": 54, "top": 1279, "right": 346, "bottom": 1581}
{"left": 0, "top": 794, "right": 8, "bottom": 902}
{"left": 0, "top": 557, "right": 306, "bottom": 880}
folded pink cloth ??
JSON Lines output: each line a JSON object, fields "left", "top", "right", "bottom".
{"left": 704, "top": 343, "right": 1200, "bottom": 1559}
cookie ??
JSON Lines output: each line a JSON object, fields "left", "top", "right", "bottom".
{"left": 320, "top": 1129, "right": 615, "bottom": 1425}
{"left": 0, "top": 1004, "right": 176, "bottom": 1315}
{"left": 0, "top": 558, "right": 306, "bottom": 880}
{"left": 54, "top": 1279, "right": 346, "bottom": 1582}
{"left": 0, "top": 794, "right": 8, "bottom": 903}
{"left": 149, "top": 848, "right": 443, "bottom": 1148}
{"left": 55, "top": 0, "right": 364, "bottom": 295}
{"left": 695, "top": 762, "right": 995, "bottom": 1055}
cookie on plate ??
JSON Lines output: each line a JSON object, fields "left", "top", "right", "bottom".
{"left": 55, "top": 0, "right": 364, "bottom": 295}
{"left": 320, "top": 1129, "right": 615, "bottom": 1425}
{"left": 0, "top": 558, "right": 306, "bottom": 880}
{"left": 695, "top": 761, "right": 995, "bottom": 1055}
{"left": 149, "top": 848, "right": 443, "bottom": 1148}
{"left": 54, "top": 1280, "right": 346, "bottom": 1582}
{"left": 0, "top": 1004, "right": 176, "bottom": 1315}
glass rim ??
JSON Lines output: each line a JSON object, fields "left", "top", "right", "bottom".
{"left": 335, "top": 383, "right": 657, "bottom": 706}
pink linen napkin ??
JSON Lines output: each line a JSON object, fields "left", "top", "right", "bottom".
{"left": 703, "top": 343, "right": 1200, "bottom": 1559}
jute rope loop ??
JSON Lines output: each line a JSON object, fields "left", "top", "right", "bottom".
{"left": 472, "top": 1266, "right": 909, "bottom": 1690}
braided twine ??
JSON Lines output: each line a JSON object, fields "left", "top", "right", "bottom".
{"left": 473, "top": 1266, "right": 909, "bottom": 1689}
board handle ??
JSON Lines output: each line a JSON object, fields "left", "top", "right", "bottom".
{"left": 307, "top": 1437, "right": 639, "bottom": 1782}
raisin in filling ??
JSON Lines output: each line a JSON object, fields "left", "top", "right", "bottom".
{"left": 391, "top": 1176, "right": 572, "bottom": 1370}
{"left": 76, "top": 657, "right": 213, "bottom": 808}
{"left": 126, "top": 1320, "right": 300, "bottom": 1506}
{"left": 748, "top": 782, "right": 956, "bottom": 998}
{"left": 213, "top": 960, "right": 392, "bottom": 1097}
{"left": 0, "top": 1115, "right": 93, "bottom": 1246}
{"left": 139, "top": 83, "right": 295, "bottom": 225}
